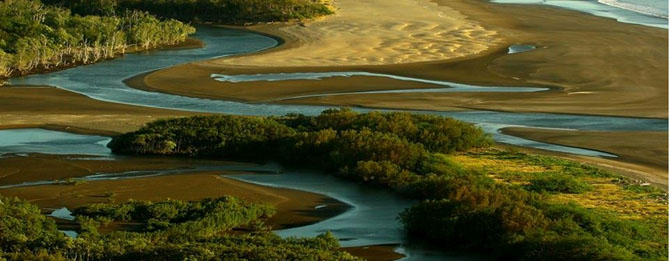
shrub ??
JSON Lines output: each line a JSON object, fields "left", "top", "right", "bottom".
{"left": 526, "top": 175, "right": 592, "bottom": 194}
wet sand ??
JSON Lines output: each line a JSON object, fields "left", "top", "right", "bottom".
{"left": 342, "top": 245, "right": 405, "bottom": 261}
{"left": 0, "top": 154, "right": 253, "bottom": 186}
{"left": 502, "top": 128, "right": 668, "bottom": 187}
{"left": 0, "top": 170, "right": 348, "bottom": 229}
{"left": 0, "top": 86, "right": 202, "bottom": 134}
{"left": 135, "top": 0, "right": 666, "bottom": 118}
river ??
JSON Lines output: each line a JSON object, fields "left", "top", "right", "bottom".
{"left": 10, "top": 26, "right": 667, "bottom": 158}
{"left": 3, "top": 20, "right": 667, "bottom": 261}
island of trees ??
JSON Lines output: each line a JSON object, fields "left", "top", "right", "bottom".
{"left": 106, "top": 109, "right": 667, "bottom": 260}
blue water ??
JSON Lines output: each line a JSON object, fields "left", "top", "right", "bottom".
{"left": 491, "top": 0, "right": 668, "bottom": 28}
{"left": 0, "top": 129, "right": 111, "bottom": 156}
{"left": 599, "top": 0, "right": 668, "bottom": 18}
{"left": 230, "top": 171, "right": 485, "bottom": 260}
{"left": 211, "top": 70, "right": 548, "bottom": 93}
{"left": 508, "top": 44, "right": 537, "bottom": 54}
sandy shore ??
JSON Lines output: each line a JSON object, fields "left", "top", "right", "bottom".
{"left": 501, "top": 128, "right": 668, "bottom": 187}
{"left": 214, "top": 0, "right": 499, "bottom": 66}
{"left": 137, "top": 0, "right": 666, "bottom": 118}
{"left": 0, "top": 86, "right": 203, "bottom": 134}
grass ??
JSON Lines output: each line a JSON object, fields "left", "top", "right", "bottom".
{"left": 449, "top": 148, "right": 668, "bottom": 223}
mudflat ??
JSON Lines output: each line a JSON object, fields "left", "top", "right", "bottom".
{"left": 0, "top": 154, "right": 253, "bottom": 186}
{"left": 0, "top": 86, "right": 202, "bottom": 134}
{"left": 342, "top": 245, "right": 405, "bottom": 261}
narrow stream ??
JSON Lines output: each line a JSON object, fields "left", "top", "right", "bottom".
{"left": 0, "top": 128, "right": 111, "bottom": 156}
{"left": 211, "top": 71, "right": 548, "bottom": 93}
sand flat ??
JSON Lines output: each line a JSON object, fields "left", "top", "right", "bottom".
{"left": 204, "top": 0, "right": 499, "bottom": 67}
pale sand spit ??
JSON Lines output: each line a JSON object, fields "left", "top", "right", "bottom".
{"left": 205, "top": 0, "right": 500, "bottom": 67}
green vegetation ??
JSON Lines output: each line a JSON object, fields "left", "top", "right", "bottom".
{"left": 108, "top": 108, "right": 490, "bottom": 178}
{"left": 0, "top": 0, "right": 195, "bottom": 79}
{"left": 0, "top": 197, "right": 67, "bottom": 254}
{"left": 73, "top": 196, "right": 275, "bottom": 233}
{"left": 441, "top": 149, "right": 668, "bottom": 260}
{"left": 525, "top": 174, "right": 592, "bottom": 193}
{"left": 109, "top": 109, "right": 668, "bottom": 260}
{"left": 43, "top": 0, "right": 334, "bottom": 24}
{"left": 0, "top": 196, "right": 360, "bottom": 260}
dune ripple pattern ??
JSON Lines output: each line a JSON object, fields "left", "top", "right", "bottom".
{"left": 206, "top": 0, "right": 501, "bottom": 67}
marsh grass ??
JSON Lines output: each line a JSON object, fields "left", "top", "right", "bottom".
{"left": 451, "top": 148, "right": 667, "bottom": 225}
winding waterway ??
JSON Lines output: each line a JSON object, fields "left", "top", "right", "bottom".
{"left": 9, "top": 26, "right": 667, "bottom": 157}
{"left": 0, "top": 130, "right": 481, "bottom": 260}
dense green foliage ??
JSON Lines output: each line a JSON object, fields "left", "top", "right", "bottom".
{"left": 401, "top": 150, "right": 668, "bottom": 260}
{"left": 73, "top": 196, "right": 275, "bottom": 234}
{"left": 525, "top": 174, "right": 593, "bottom": 193}
{"left": 0, "top": 0, "right": 194, "bottom": 78}
{"left": 108, "top": 108, "right": 491, "bottom": 177}
{"left": 0, "top": 197, "right": 67, "bottom": 253}
{"left": 0, "top": 196, "right": 360, "bottom": 260}
{"left": 109, "top": 109, "right": 668, "bottom": 260}
{"left": 43, "top": 0, "right": 334, "bottom": 24}
{"left": 280, "top": 110, "right": 491, "bottom": 153}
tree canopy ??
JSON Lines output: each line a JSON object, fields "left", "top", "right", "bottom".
{"left": 42, "top": 0, "right": 334, "bottom": 24}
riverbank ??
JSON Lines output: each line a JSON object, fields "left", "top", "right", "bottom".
{"left": 135, "top": 0, "right": 666, "bottom": 118}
